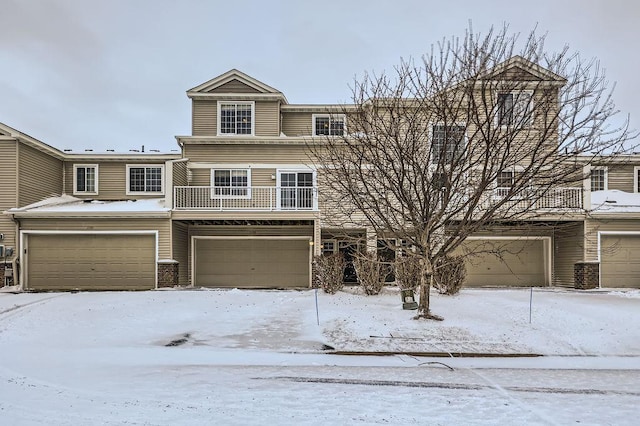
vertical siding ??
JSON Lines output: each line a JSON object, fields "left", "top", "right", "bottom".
{"left": 255, "top": 101, "right": 280, "bottom": 136}
{"left": 282, "top": 112, "right": 313, "bottom": 136}
{"left": 18, "top": 143, "right": 63, "bottom": 207}
{"left": 607, "top": 164, "right": 634, "bottom": 192}
{"left": 584, "top": 219, "right": 640, "bottom": 261}
{"left": 192, "top": 100, "right": 217, "bottom": 136}
{"left": 172, "top": 221, "right": 189, "bottom": 286}
{"left": 20, "top": 218, "right": 172, "bottom": 259}
{"left": 553, "top": 222, "right": 584, "bottom": 286}
{"left": 0, "top": 140, "right": 17, "bottom": 249}
{"left": 183, "top": 144, "right": 313, "bottom": 164}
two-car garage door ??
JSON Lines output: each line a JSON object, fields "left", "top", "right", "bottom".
{"left": 600, "top": 235, "right": 640, "bottom": 288}
{"left": 194, "top": 238, "right": 311, "bottom": 288}
{"left": 26, "top": 233, "right": 156, "bottom": 291}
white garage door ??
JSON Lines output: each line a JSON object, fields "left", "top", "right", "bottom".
{"left": 460, "top": 239, "right": 548, "bottom": 287}
{"left": 194, "top": 238, "right": 310, "bottom": 288}
{"left": 600, "top": 235, "right": 640, "bottom": 288}
{"left": 26, "top": 233, "right": 156, "bottom": 291}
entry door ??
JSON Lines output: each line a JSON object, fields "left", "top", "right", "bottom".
{"left": 279, "top": 172, "right": 313, "bottom": 209}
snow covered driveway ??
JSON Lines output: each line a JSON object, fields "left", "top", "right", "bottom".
{"left": 0, "top": 288, "right": 639, "bottom": 424}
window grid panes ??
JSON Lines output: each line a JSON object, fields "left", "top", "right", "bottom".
{"left": 76, "top": 166, "right": 96, "bottom": 193}
{"left": 315, "top": 115, "right": 345, "bottom": 136}
{"left": 498, "top": 92, "right": 532, "bottom": 127}
{"left": 213, "top": 169, "right": 248, "bottom": 196}
{"left": 591, "top": 169, "right": 606, "bottom": 191}
{"left": 129, "top": 166, "right": 162, "bottom": 193}
{"left": 220, "top": 103, "right": 252, "bottom": 135}
{"left": 431, "top": 125, "right": 466, "bottom": 164}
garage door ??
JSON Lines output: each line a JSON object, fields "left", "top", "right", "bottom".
{"left": 27, "top": 233, "right": 156, "bottom": 291}
{"left": 194, "top": 238, "right": 310, "bottom": 288}
{"left": 601, "top": 235, "right": 640, "bottom": 288}
{"left": 459, "top": 239, "right": 547, "bottom": 287}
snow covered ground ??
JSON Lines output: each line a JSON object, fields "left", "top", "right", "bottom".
{"left": 0, "top": 287, "right": 639, "bottom": 425}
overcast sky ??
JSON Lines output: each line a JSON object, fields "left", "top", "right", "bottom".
{"left": 1, "top": 0, "right": 638, "bottom": 152}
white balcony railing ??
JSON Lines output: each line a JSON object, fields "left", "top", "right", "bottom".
{"left": 491, "top": 186, "right": 583, "bottom": 210}
{"left": 174, "top": 186, "right": 318, "bottom": 211}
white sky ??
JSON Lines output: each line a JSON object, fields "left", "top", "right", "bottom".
{"left": 1, "top": 0, "right": 638, "bottom": 152}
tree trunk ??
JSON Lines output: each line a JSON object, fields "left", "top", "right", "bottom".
{"left": 414, "top": 263, "right": 443, "bottom": 320}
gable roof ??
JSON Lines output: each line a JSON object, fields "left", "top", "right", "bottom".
{"left": 0, "top": 122, "right": 66, "bottom": 160}
{"left": 483, "top": 55, "right": 567, "bottom": 84}
{"left": 187, "top": 69, "right": 288, "bottom": 103}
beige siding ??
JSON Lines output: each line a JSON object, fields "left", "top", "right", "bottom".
{"left": 172, "top": 221, "right": 189, "bottom": 286}
{"left": 64, "top": 161, "right": 167, "bottom": 200}
{"left": 18, "top": 143, "right": 63, "bottom": 207}
{"left": 282, "top": 112, "right": 313, "bottom": 136}
{"left": 189, "top": 167, "right": 275, "bottom": 187}
{"left": 172, "top": 161, "right": 188, "bottom": 187}
{"left": 183, "top": 144, "right": 313, "bottom": 164}
{"left": 255, "top": 101, "right": 280, "bottom": 136}
{"left": 0, "top": 141, "right": 17, "bottom": 249}
{"left": 585, "top": 219, "right": 640, "bottom": 261}
{"left": 20, "top": 218, "right": 172, "bottom": 259}
{"left": 208, "top": 80, "right": 261, "bottom": 94}
{"left": 192, "top": 100, "right": 217, "bottom": 136}
{"left": 607, "top": 164, "right": 634, "bottom": 192}
{"left": 553, "top": 222, "right": 584, "bottom": 286}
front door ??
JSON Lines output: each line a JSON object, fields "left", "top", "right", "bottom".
{"left": 279, "top": 172, "right": 314, "bottom": 209}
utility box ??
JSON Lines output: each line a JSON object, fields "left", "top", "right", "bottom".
{"left": 401, "top": 289, "right": 418, "bottom": 310}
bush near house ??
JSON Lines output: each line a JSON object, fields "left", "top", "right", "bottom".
{"left": 353, "top": 252, "right": 386, "bottom": 295}
{"left": 313, "top": 254, "right": 346, "bottom": 294}
{"left": 433, "top": 256, "right": 467, "bottom": 295}
{"left": 395, "top": 256, "right": 422, "bottom": 292}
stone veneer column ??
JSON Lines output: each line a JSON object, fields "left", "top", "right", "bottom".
{"left": 157, "top": 260, "right": 179, "bottom": 288}
{"left": 574, "top": 262, "right": 599, "bottom": 289}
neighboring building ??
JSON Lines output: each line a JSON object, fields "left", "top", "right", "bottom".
{"left": 1, "top": 61, "right": 638, "bottom": 291}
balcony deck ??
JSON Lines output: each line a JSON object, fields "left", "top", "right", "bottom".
{"left": 174, "top": 186, "right": 318, "bottom": 211}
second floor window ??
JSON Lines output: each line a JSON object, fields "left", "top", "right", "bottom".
{"left": 219, "top": 102, "right": 254, "bottom": 135}
{"left": 313, "top": 114, "right": 345, "bottom": 136}
{"left": 212, "top": 169, "right": 250, "bottom": 197}
{"left": 431, "top": 125, "right": 466, "bottom": 164}
{"left": 74, "top": 164, "right": 98, "bottom": 194}
{"left": 127, "top": 165, "right": 163, "bottom": 194}
{"left": 590, "top": 167, "right": 607, "bottom": 191}
{"left": 497, "top": 91, "right": 533, "bottom": 127}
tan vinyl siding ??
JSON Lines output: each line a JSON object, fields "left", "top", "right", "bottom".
{"left": 183, "top": 144, "right": 313, "bottom": 164}
{"left": 172, "top": 221, "right": 189, "bottom": 286}
{"left": 0, "top": 140, "right": 17, "bottom": 249}
{"left": 189, "top": 168, "right": 275, "bottom": 187}
{"left": 282, "top": 112, "right": 313, "bottom": 136}
{"left": 553, "top": 222, "right": 584, "bottom": 286}
{"left": 172, "top": 161, "right": 188, "bottom": 187}
{"left": 64, "top": 161, "right": 166, "bottom": 200}
{"left": 255, "top": 101, "right": 279, "bottom": 136}
{"left": 606, "top": 164, "right": 634, "bottom": 192}
{"left": 20, "top": 218, "right": 171, "bottom": 259}
{"left": 192, "top": 100, "right": 217, "bottom": 136}
{"left": 18, "top": 143, "right": 63, "bottom": 207}
{"left": 208, "top": 80, "right": 261, "bottom": 94}
{"left": 584, "top": 219, "right": 640, "bottom": 261}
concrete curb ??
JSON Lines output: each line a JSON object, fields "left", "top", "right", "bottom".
{"left": 328, "top": 351, "right": 543, "bottom": 358}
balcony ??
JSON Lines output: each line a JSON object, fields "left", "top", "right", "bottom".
{"left": 174, "top": 186, "right": 318, "bottom": 211}
{"left": 491, "top": 187, "right": 584, "bottom": 210}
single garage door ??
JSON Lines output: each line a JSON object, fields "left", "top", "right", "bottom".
{"left": 27, "top": 233, "right": 156, "bottom": 291}
{"left": 194, "top": 238, "right": 310, "bottom": 288}
{"left": 459, "top": 239, "right": 547, "bottom": 287}
{"left": 600, "top": 235, "right": 640, "bottom": 288}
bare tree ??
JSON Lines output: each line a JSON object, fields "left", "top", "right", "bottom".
{"left": 309, "top": 25, "right": 634, "bottom": 319}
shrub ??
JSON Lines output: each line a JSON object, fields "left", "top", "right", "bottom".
{"left": 353, "top": 252, "right": 386, "bottom": 295}
{"left": 313, "top": 253, "right": 346, "bottom": 294}
{"left": 395, "top": 256, "right": 422, "bottom": 291}
{"left": 433, "top": 255, "right": 467, "bottom": 295}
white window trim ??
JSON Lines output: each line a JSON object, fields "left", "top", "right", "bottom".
{"left": 496, "top": 90, "right": 534, "bottom": 128}
{"left": 126, "top": 164, "right": 165, "bottom": 195}
{"left": 276, "top": 168, "right": 317, "bottom": 210}
{"left": 73, "top": 164, "right": 99, "bottom": 195}
{"left": 429, "top": 122, "right": 467, "bottom": 164}
{"left": 217, "top": 101, "right": 255, "bottom": 136}
{"left": 494, "top": 165, "right": 526, "bottom": 198}
{"left": 312, "top": 114, "right": 346, "bottom": 136}
{"left": 210, "top": 168, "right": 252, "bottom": 199}
{"left": 590, "top": 166, "right": 608, "bottom": 192}
{"left": 634, "top": 166, "right": 640, "bottom": 193}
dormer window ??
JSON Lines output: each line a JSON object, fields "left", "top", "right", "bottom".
{"left": 218, "top": 101, "right": 254, "bottom": 135}
{"left": 313, "top": 114, "right": 345, "bottom": 136}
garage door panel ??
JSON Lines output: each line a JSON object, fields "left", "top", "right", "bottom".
{"left": 195, "top": 238, "right": 310, "bottom": 288}
{"left": 601, "top": 236, "right": 640, "bottom": 288}
{"left": 27, "top": 234, "right": 156, "bottom": 291}
{"left": 458, "top": 239, "right": 546, "bottom": 287}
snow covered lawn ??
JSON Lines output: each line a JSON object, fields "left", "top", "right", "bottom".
{"left": 0, "top": 287, "right": 639, "bottom": 425}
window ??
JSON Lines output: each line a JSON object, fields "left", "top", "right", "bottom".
{"left": 278, "top": 170, "right": 315, "bottom": 209}
{"left": 73, "top": 164, "right": 98, "bottom": 194}
{"left": 635, "top": 167, "right": 640, "bottom": 193}
{"left": 590, "top": 167, "right": 607, "bottom": 191}
{"left": 431, "top": 124, "right": 466, "bottom": 164}
{"left": 313, "top": 114, "right": 345, "bottom": 136}
{"left": 126, "top": 165, "right": 164, "bottom": 194}
{"left": 497, "top": 91, "right": 533, "bottom": 127}
{"left": 218, "top": 102, "right": 254, "bottom": 135}
{"left": 496, "top": 170, "right": 515, "bottom": 197}
{"left": 212, "top": 169, "right": 250, "bottom": 197}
